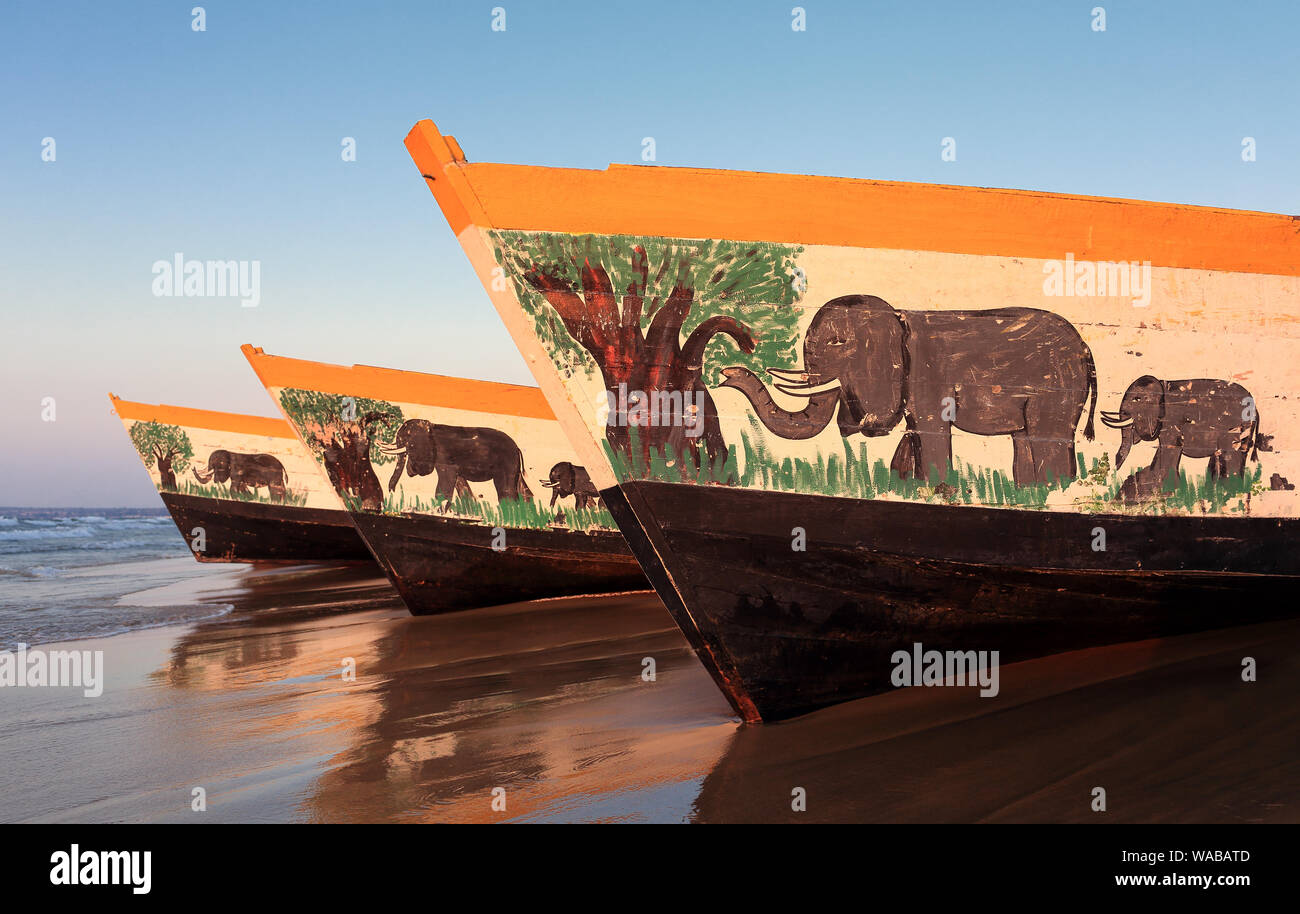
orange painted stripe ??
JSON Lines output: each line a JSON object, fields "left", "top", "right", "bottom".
{"left": 109, "top": 394, "right": 294, "bottom": 438}
{"left": 406, "top": 118, "right": 1300, "bottom": 277}
{"left": 241, "top": 345, "right": 556, "bottom": 420}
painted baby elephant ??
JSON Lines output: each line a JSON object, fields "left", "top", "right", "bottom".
{"left": 1100, "top": 376, "right": 1266, "bottom": 502}
{"left": 381, "top": 419, "right": 534, "bottom": 503}
{"left": 722, "top": 294, "right": 1098, "bottom": 486}
{"left": 540, "top": 461, "right": 600, "bottom": 509}
{"left": 193, "top": 450, "right": 288, "bottom": 501}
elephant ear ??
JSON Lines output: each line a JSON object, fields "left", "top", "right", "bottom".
{"left": 1130, "top": 375, "right": 1165, "bottom": 439}
{"left": 840, "top": 305, "right": 907, "bottom": 436}
{"left": 404, "top": 422, "right": 437, "bottom": 476}
{"left": 563, "top": 463, "right": 576, "bottom": 491}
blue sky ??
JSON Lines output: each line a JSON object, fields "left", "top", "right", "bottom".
{"left": 1, "top": 0, "right": 1296, "bottom": 506}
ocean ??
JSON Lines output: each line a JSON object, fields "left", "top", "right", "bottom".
{"left": 0, "top": 508, "right": 241, "bottom": 647}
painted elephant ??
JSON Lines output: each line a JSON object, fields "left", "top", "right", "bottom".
{"left": 541, "top": 461, "right": 600, "bottom": 510}
{"left": 380, "top": 419, "right": 534, "bottom": 503}
{"left": 1100, "top": 376, "right": 1265, "bottom": 502}
{"left": 721, "top": 295, "right": 1098, "bottom": 487}
{"left": 193, "top": 450, "right": 288, "bottom": 502}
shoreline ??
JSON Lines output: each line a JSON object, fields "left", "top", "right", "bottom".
{"left": 2, "top": 561, "right": 1296, "bottom": 823}
{"left": 0, "top": 566, "right": 734, "bottom": 823}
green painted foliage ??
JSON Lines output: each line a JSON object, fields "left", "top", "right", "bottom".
{"left": 278, "top": 388, "right": 404, "bottom": 466}
{"left": 490, "top": 230, "right": 806, "bottom": 387}
{"left": 1076, "top": 462, "right": 1264, "bottom": 515}
{"left": 380, "top": 489, "right": 616, "bottom": 533}
{"left": 606, "top": 423, "right": 1264, "bottom": 516}
{"left": 179, "top": 480, "right": 308, "bottom": 507}
{"left": 128, "top": 421, "right": 193, "bottom": 472}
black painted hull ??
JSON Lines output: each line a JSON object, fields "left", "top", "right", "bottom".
{"left": 347, "top": 511, "right": 648, "bottom": 615}
{"left": 160, "top": 492, "right": 372, "bottom": 564}
{"left": 604, "top": 481, "right": 1300, "bottom": 722}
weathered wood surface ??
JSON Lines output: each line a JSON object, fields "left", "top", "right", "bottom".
{"left": 350, "top": 512, "right": 645, "bottom": 615}
{"left": 406, "top": 117, "right": 1300, "bottom": 720}
{"left": 112, "top": 395, "right": 369, "bottom": 563}
{"left": 612, "top": 481, "right": 1300, "bottom": 720}
{"left": 245, "top": 347, "right": 647, "bottom": 614}
{"left": 160, "top": 493, "right": 372, "bottom": 564}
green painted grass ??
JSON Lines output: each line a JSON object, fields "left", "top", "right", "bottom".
{"left": 1073, "top": 462, "right": 1264, "bottom": 515}
{"left": 602, "top": 422, "right": 1263, "bottom": 515}
{"left": 177, "top": 481, "right": 308, "bottom": 507}
{"left": 380, "top": 489, "right": 616, "bottom": 533}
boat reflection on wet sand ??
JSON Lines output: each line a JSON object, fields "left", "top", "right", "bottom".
{"left": 8, "top": 563, "right": 1296, "bottom": 823}
{"left": 148, "top": 566, "right": 734, "bottom": 824}
{"left": 694, "top": 617, "right": 1300, "bottom": 823}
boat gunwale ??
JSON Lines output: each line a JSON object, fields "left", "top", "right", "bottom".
{"left": 405, "top": 118, "right": 1300, "bottom": 278}
{"left": 241, "top": 344, "right": 555, "bottom": 421}
{"left": 109, "top": 393, "right": 296, "bottom": 439}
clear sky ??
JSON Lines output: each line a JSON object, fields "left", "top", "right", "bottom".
{"left": 1, "top": 0, "right": 1296, "bottom": 506}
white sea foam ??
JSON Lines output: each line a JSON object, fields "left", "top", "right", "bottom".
{"left": 0, "top": 527, "right": 94, "bottom": 541}
{"left": 0, "top": 511, "right": 228, "bottom": 645}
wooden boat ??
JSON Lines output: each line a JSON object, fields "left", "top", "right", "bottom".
{"left": 405, "top": 118, "right": 1300, "bottom": 722}
{"left": 109, "top": 395, "right": 372, "bottom": 563}
{"left": 241, "top": 346, "right": 648, "bottom": 614}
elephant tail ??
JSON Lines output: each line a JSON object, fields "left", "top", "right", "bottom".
{"left": 517, "top": 449, "right": 534, "bottom": 501}
{"left": 1082, "top": 344, "right": 1098, "bottom": 442}
{"left": 1250, "top": 413, "right": 1261, "bottom": 462}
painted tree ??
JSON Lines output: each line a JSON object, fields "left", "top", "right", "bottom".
{"left": 492, "top": 231, "right": 805, "bottom": 480}
{"left": 279, "top": 390, "right": 403, "bottom": 511}
{"left": 129, "top": 421, "right": 193, "bottom": 491}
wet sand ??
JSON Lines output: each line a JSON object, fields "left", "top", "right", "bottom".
{"left": 2, "top": 564, "right": 1296, "bottom": 823}
{"left": 698, "top": 619, "right": 1300, "bottom": 823}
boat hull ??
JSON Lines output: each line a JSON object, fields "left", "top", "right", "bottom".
{"left": 347, "top": 511, "right": 647, "bottom": 614}
{"left": 404, "top": 118, "right": 1300, "bottom": 722}
{"left": 160, "top": 493, "right": 372, "bottom": 564}
{"left": 606, "top": 481, "right": 1300, "bottom": 721}
{"left": 243, "top": 343, "right": 651, "bottom": 615}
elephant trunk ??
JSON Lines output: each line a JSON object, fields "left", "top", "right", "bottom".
{"left": 1113, "top": 425, "right": 1136, "bottom": 472}
{"left": 387, "top": 452, "right": 407, "bottom": 493}
{"left": 720, "top": 367, "right": 840, "bottom": 440}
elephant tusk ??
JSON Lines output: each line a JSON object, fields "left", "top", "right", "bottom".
{"left": 540, "top": 480, "right": 557, "bottom": 487}
{"left": 378, "top": 445, "right": 406, "bottom": 455}
{"left": 1100, "top": 415, "right": 1134, "bottom": 429}
{"left": 766, "top": 368, "right": 815, "bottom": 384}
{"left": 774, "top": 379, "right": 843, "bottom": 398}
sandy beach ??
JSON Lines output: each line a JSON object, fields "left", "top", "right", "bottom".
{"left": 0, "top": 561, "right": 1295, "bottom": 823}
{"left": 1, "top": 565, "right": 734, "bottom": 823}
